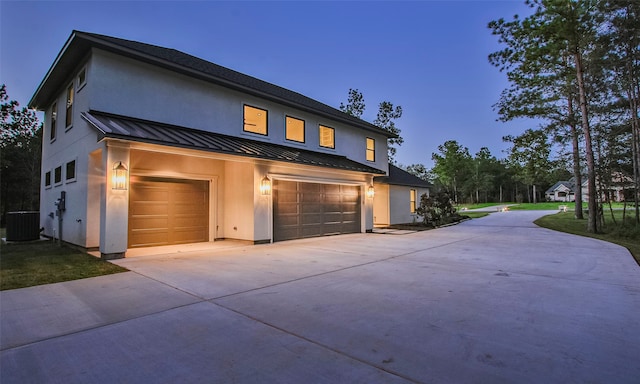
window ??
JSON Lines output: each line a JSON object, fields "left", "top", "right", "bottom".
{"left": 65, "top": 84, "right": 74, "bottom": 128}
{"left": 45, "top": 171, "right": 52, "bottom": 188}
{"left": 366, "top": 137, "right": 375, "bottom": 162}
{"left": 243, "top": 105, "right": 267, "bottom": 135}
{"left": 54, "top": 166, "right": 62, "bottom": 185}
{"left": 285, "top": 116, "right": 305, "bottom": 143}
{"left": 410, "top": 189, "right": 417, "bottom": 213}
{"left": 77, "top": 68, "right": 87, "bottom": 90}
{"left": 319, "top": 125, "right": 335, "bottom": 149}
{"left": 50, "top": 103, "right": 57, "bottom": 141}
{"left": 65, "top": 160, "right": 76, "bottom": 182}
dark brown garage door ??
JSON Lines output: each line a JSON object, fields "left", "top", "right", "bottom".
{"left": 273, "top": 180, "right": 361, "bottom": 242}
{"left": 129, "top": 177, "right": 209, "bottom": 248}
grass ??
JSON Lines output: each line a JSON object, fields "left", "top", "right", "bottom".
{"left": 460, "top": 202, "right": 629, "bottom": 211}
{"left": 534, "top": 212, "right": 640, "bottom": 265}
{"left": 0, "top": 240, "right": 128, "bottom": 291}
{"left": 463, "top": 212, "right": 490, "bottom": 219}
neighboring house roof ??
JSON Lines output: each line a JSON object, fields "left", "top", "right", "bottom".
{"left": 82, "top": 111, "right": 385, "bottom": 175}
{"left": 30, "top": 30, "right": 395, "bottom": 139}
{"left": 373, "top": 164, "right": 432, "bottom": 188}
{"left": 545, "top": 181, "right": 574, "bottom": 194}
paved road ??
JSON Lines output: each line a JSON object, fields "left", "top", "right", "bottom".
{"left": 2, "top": 211, "right": 639, "bottom": 383}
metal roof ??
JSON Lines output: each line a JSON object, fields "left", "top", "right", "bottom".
{"left": 374, "top": 164, "right": 432, "bottom": 188}
{"left": 82, "top": 111, "right": 386, "bottom": 175}
{"left": 30, "top": 31, "right": 395, "bottom": 139}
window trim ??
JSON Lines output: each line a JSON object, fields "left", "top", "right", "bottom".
{"left": 243, "top": 104, "right": 268, "bottom": 136}
{"left": 54, "top": 165, "right": 63, "bottom": 186}
{"left": 65, "top": 159, "right": 77, "bottom": 183}
{"left": 285, "top": 115, "right": 305, "bottom": 143}
{"left": 318, "top": 125, "right": 335, "bottom": 149}
{"left": 366, "top": 137, "right": 375, "bottom": 162}
{"left": 45, "top": 170, "right": 52, "bottom": 189}
{"left": 50, "top": 102, "right": 57, "bottom": 142}
{"left": 77, "top": 67, "right": 87, "bottom": 91}
{"left": 65, "top": 83, "right": 74, "bottom": 130}
{"left": 410, "top": 189, "right": 417, "bottom": 213}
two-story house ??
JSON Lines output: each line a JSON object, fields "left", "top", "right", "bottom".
{"left": 28, "top": 31, "right": 396, "bottom": 259}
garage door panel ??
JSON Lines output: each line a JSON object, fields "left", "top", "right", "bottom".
{"left": 274, "top": 180, "right": 361, "bottom": 242}
{"left": 130, "top": 230, "right": 169, "bottom": 247}
{"left": 129, "top": 177, "right": 209, "bottom": 248}
{"left": 131, "top": 188, "right": 169, "bottom": 202}
{"left": 129, "top": 203, "right": 169, "bottom": 216}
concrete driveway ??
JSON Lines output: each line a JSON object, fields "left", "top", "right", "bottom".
{"left": 2, "top": 211, "right": 639, "bottom": 383}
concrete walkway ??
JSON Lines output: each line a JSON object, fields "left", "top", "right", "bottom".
{"left": 2, "top": 211, "right": 639, "bottom": 383}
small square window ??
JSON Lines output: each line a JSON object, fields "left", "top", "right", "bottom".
{"left": 54, "top": 166, "right": 62, "bottom": 185}
{"left": 366, "top": 137, "right": 375, "bottom": 162}
{"left": 65, "top": 84, "right": 74, "bottom": 129}
{"left": 45, "top": 171, "right": 52, "bottom": 188}
{"left": 77, "top": 68, "right": 87, "bottom": 90}
{"left": 319, "top": 125, "right": 335, "bottom": 149}
{"left": 243, "top": 105, "right": 267, "bottom": 135}
{"left": 410, "top": 189, "right": 417, "bottom": 213}
{"left": 50, "top": 103, "right": 57, "bottom": 141}
{"left": 66, "top": 160, "right": 76, "bottom": 182}
{"left": 286, "top": 116, "right": 305, "bottom": 143}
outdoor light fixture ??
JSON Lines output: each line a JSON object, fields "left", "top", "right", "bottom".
{"left": 367, "top": 185, "right": 375, "bottom": 198}
{"left": 260, "top": 175, "right": 271, "bottom": 195}
{"left": 112, "top": 161, "right": 128, "bottom": 190}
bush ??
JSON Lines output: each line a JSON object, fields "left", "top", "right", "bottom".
{"left": 416, "top": 192, "right": 461, "bottom": 227}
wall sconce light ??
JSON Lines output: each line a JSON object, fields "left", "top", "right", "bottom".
{"left": 112, "top": 161, "right": 128, "bottom": 190}
{"left": 260, "top": 175, "right": 271, "bottom": 195}
{"left": 367, "top": 185, "right": 375, "bottom": 198}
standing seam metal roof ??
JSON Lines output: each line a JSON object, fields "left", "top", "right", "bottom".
{"left": 82, "top": 111, "right": 386, "bottom": 175}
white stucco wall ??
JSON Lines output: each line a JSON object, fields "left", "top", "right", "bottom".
{"left": 89, "top": 50, "right": 388, "bottom": 173}
{"left": 373, "top": 183, "right": 390, "bottom": 226}
{"left": 388, "top": 185, "right": 430, "bottom": 225}
{"left": 40, "top": 57, "right": 103, "bottom": 247}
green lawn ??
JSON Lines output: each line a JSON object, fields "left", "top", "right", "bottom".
{"left": 534, "top": 212, "right": 640, "bottom": 265}
{"left": 462, "top": 212, "right": 490, "bottom": 219}
{"left": 461, "top": 202, "right": 629, "bottom": 211}
{"left": 0, "top": 240, "right": 128, "bottom": 291}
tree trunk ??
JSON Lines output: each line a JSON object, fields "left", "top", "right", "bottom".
{"left": 568, "top": 93, "right": 584, "bottom": 219}
{"left": 574, "top": 51, "right": 598, "bottom": 233}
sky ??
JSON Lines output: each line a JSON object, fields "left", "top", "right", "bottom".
{"left": 1, "top": 0, "right": 536, "bottom": 169}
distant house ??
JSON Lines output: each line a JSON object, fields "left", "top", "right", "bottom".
{"left": 373, "top": 164, "right": 432, "bottom": 226}
{"left": 545, "top": 181, "right": 576, "bottom": 202}
{"left": 545, "top": 174, "right": 632, "bottom": 203}
{"left": 28, "top": 31, "right": 400, "bottom": 259}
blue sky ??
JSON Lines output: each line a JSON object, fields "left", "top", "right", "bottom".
{"left": 1, "top": 0, "right": 534, "bottom": 168}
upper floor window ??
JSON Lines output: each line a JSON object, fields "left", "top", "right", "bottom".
{"left": 319, "top": 125, "right": 335, "bottom": 149}
{"left": 54, "top": 166, "right": 62, "bottom": 185}
{"left": 366, "top": 137, "right": 375, "bottom": 162}
{"left": 285, "top": 116, "right": 305, "bottom": 143}
{"left": 410, "top": 189, "right": 417, "bottom": 213}
{"left": 66, "top": 160, "right": 76, "bottom": 182}
{"left": 50, "top": 103, "right": 57, "bottom": 141}
{"left": 243, "top": 105, "right": 267, "bottom": 135}
{"left": 65, "top": 84, "right": 74, "bottom": 128}
{"left": 77, "top": 67, "right": 87, "bottom": 90}
{"left": 45, "top": 171, "right": 52, "bottom": 188}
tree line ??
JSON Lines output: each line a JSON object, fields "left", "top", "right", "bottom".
{"left": 397, "top": 1, "right": 638, "bottom": 234}
{"left": 487, "top": 0, "right": 639, "bottom": 232}
{"left": 1, "top": 85, "right": 42, "bottom": 225}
